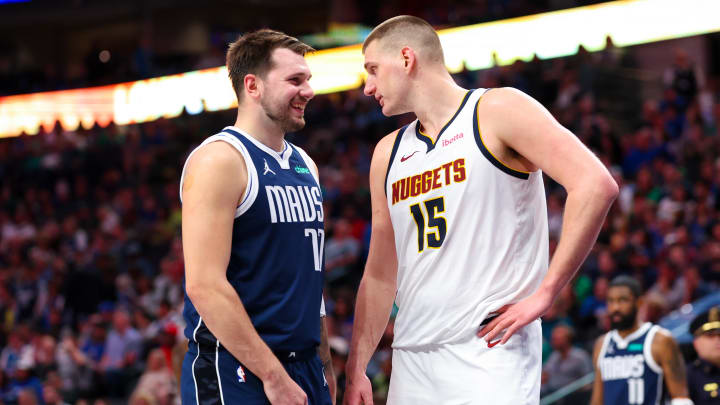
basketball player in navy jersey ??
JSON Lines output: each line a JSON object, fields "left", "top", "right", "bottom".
{"left": 590, "top": 276, "right": 692, "bottom": 405}
{"left": 345, "top": 15, "right": 617, "bottom": 405}
{"left": 180, "top": 30, "right": 334, "bottom": 405}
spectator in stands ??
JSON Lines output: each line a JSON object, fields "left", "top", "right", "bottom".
{"left": 324, "top": 218, "right": 361, "bottom": 285}
{"left": 43, "top": 384, "right": 70, "bottom": 405}
{"left": 129, "top": 348, "right": 177, "bottom": 405}
{"left": 541, "top": 324, "right": 592, "bottom": 400}
{"left": 100, "top": 309, "right": 142, "bottom": 397}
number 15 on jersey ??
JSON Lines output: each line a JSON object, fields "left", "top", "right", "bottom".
{"left": 409, "top": 197, "right": 447, "bottom": 252}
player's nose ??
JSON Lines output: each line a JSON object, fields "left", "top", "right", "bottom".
{"left": 363, "top": 79, "right": 375, "bottom": 97}
{"left": 301, "top": 81, "right": 314, "bottom": 100}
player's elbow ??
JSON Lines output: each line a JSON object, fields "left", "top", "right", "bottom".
{"left": 603, "top": 173, "right": 620, "bottom": 204}
{"left": 578, "top": 168, "right": 618, "bottom": 206}
{"left": 597, "top": 173, "right": 619, "bottom": 203}
{"left": 185, "top": 276, "right": 219, "bottom": 305}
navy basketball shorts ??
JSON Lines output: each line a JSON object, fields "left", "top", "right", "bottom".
{"left": 181, "top": 343, "right": 332, "bottom": 405}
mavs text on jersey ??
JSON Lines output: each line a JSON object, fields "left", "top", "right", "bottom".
{"left": 598, "top": 323, "right": 664, "bottom": 405}
{"left": 178, "top": 127, "right": 328, "bottom": 404}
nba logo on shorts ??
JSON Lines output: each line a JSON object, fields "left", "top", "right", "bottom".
{"left": 237, "top": 365, "right": 246, "bottom": 383}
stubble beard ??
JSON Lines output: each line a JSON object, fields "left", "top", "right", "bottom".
{"left": 261, "top": 96, "right": 305, "bottom": 133}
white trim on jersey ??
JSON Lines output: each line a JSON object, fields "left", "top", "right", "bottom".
{"left": 179, "top": 132, "right": 260, "bottom": 219}
{"left": 191, "top": 317, "right": 202, "bottom": 405}
{"left": 224, "top": 126, "right": 293, "bottom": 169}
{"left": 320, "top": 296, "right": 326, "bottom": 317}
{"left": 215, "top": 339, "right": 226, "bottom": 405}
{"left": 610, "top": 322, "right": 652, "bottom": 349}
{"left": 643, "top": 326, "right": 663, "bottom": 374}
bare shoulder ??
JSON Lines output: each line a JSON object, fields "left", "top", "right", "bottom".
{"left": 187, "top": 141, "right": 246, "bottom": 173}
{"left": 479, "top": 87, "right": 541, "bottom": 113}
{"left": 374, "top": 129, "right": 402, "bottom": 158}
{"left": 369, "top": 129, "right": 403, "bottom": 174}
{"left": 183, "top": 141, "right": 247, "bottom": 199}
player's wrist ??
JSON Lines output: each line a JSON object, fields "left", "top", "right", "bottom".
{"left": 345, "top": 360, "right": 368, "bottom": 379}
{"left": 258, "top": 360, "right": 289, "bottom": 384}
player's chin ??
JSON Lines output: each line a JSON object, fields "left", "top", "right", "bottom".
{"left": 380, "top": 104, "right": 397, "bottom": 117}
{"left": 288, "top": 118, "right": 306, "bottom": 132}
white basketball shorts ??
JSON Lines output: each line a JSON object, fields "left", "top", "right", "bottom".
{"left": 387, "top": 319, "right": 542, "bottom": 405}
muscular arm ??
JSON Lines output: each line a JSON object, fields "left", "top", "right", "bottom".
{"left": 590, "top": 335, "right": 605, "bottom": 405}
{"left": 344, "top": 132, "right": 400, "bottom": 403}
{"left": 182, "top": 143, "right": 291, "bottom": 387}
{"left": 479, "top": 88, "right": 618, "bottom": 344}
{"left": 652, "top": 330, "right": 690, "bottom": 399}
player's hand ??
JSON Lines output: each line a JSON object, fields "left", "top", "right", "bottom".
{"left": 477, "top": 289, "right": 554, "bottom": 346}
{"left": 343, "top": 371, "right": 373, "bottom": 405}
{"left": 264, "top": 372, "right": 308, "bottom": 405}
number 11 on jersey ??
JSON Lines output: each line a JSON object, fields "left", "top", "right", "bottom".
{"left": 409, "top": 197, "right": 447, "bottom": 252}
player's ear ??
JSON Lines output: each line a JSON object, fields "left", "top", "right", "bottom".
{"left": 401, "top": 46, "right": 416, "bottom": 73}
{"left": 244, "top": 73, "right": 261, "bottom": 100}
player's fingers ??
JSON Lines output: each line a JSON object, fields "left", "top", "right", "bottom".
{"left": 477, "top": 306, "right": 512, "bottom": 336}
{"left": 477, "top": 312, "right": 506, "bottom": 337}
{"left": 484, "top": 316, "right": 513, "bottom": 343}
{"left": 500, "top": 321, "right": 522, "bottom": 345}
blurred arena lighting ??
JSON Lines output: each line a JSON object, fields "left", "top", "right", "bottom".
{"left": 1, "top": 0, "right": 719, "bottom": 138}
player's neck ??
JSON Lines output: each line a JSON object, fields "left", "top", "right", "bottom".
{"left": 412, "top": 74, "right": 467, "bottom": 140}
{"left": 616, "top": 319, "right": 643, "bottom": 339}
{"left": 233, "top": 107, "right": 286, "bottom": 152}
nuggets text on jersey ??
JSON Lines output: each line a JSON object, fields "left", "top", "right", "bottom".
{"left": 390, "top": 158, "right": 466, "bottom": 204}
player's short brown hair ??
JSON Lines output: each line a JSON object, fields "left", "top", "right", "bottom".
{"left": 226, "top": 29, "right": 314, "bottom": 101}
{"left": 362, "top": 15, "right": 444, "bottom": 64}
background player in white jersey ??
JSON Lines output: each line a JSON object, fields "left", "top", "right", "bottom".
{"left": 590, "top": 276, "right": 692, "bottom": 405}
{"left": 181, "top": 30, "right": 334, "bottom": 405}
{"left": 344, "top": 15, "right": 618, "bottom": 405}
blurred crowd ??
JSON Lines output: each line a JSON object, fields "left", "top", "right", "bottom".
{"left": 1, "top": 17, "right": 720, "bottom": 405}
{"left": 0, "top": 0, "right": 611, "bottom": 97}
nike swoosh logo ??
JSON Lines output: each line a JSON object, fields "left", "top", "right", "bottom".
{"left": 487, "top": 339, "right": 502, "bottom": 348}
{"left": 400, "top": 151, "right": 419, "bottom": 162}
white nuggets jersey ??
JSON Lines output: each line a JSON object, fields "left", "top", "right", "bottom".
{"left": 385, "top": 88, "right": 549, "bottom": 348}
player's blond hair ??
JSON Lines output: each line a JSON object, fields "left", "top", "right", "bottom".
{"left": 362, "top": 15, "right": 444, "bottom": 65}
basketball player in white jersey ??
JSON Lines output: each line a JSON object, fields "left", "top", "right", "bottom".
{"left": 343, "top": 16, "right": 618, "bottom": 405}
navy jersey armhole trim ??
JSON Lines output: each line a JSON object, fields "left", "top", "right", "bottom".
{"left": 472, "top": 92, "right": 530, "bottom": 180}
{"left": 384, "top": 125, "right": 409, "bottom": 196}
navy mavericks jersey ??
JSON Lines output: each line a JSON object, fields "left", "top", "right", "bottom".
{"left": 598, "top": 323, "right": 664, "bottom": 405}
{"left": 180, "top": 126, "right": 325, "bottom": 351}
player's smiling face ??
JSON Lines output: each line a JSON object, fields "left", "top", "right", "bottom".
{"left": 259, "top": 47, "right": 314, "bottom": 133}
{"left": 363, "top": 41, "right": 408, "bottom": 116}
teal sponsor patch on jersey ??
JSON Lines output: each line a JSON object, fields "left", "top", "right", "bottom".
{"left": 628, "top": 343, "right": 643, "bottom": 352}
{"left": 295, "top": 165, "right": 311, "bottom": 174}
